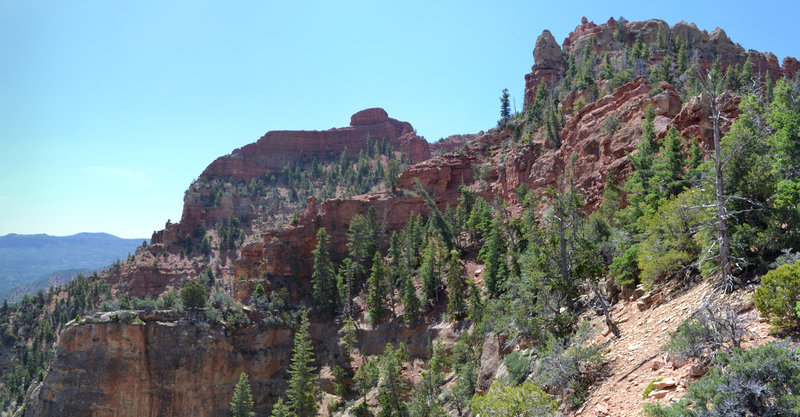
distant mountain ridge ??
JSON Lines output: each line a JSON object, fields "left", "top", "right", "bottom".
{"left": 0, "top": 232, "right": 146, "bottom": 301}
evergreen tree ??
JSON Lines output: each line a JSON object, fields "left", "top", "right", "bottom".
{"left": 337, "top": 258, "right": 357, "bottom": 317}
{"left": 625, "top": 105, "right": 657, "bottom": 211}
{"left": 367, "top": 251, "right": 388, "bottom": 323}
{"left": 403, "top": 214, "right": 425, "bottom": 269}
{"left": 311, "top": 228, "right": 337, "bottom": 316}
{"left": 527, "top": 83, "right": 550, "bottom": 126}
{"left": 377, "top": 344, "right": 408, "bottom": 417}
{"left": 347, "top": 213, "right": 376, "bottom": 269}
{"left": 739, "top": 56, "right": 753, "bottom": 90}
{"left": 341, "top": 316, "right": 358, "bottom": 365}
{"left": 230, "top": 372, "right": 255, "bottom": 417}
{"left": 402, "top": 276, "right": 421, "bottom": 324}
{"left": 269, "top": 398, "right": 292, "bottom": 417}
{"left": 499, "top": 88, "right": 511, "bottom": 126}
{"left": 687, "top": 137, "right": 704, "bottom": 181}
{"left": 652, "top": 126, "right": 687, "bottom": 202}
{"left": 354, "top": 357, "right": 380, "bottom": 402}
{"left": 676, "top": 39, "right": 688, "bottom": 74}
{"left": 419, "top": 239, "right": 442, "bottom": 306}
{"left": 287, "top": 310, "right": 318, "bottom": 417}
{"left": 446, "top": 250, "right": 467, "bottom": 320}
{"left": 725, "top": 63, "right": 741, "bottom": 92}
{"left": 545, "top": 103, "right": 562, "bottom": 148}
{"left": 600, "top": 52, "right": 614, "bottom": 80}
{"left": 479, "top": 215, "right": 507, "bottom": 297}
{"left": 386, "top": 231, "right": 404, "bottom": 310}
{"left": 386, "top": 158, "right": 400, "bottom": 192}
{"left": 656, "top": 27, "right": 666, "bottom": 51}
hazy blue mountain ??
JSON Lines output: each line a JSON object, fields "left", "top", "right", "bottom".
{"left": 0, "top": 233, "right": 146, "bottom": 301}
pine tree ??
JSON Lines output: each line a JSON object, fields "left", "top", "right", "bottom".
{"left": 479, "top": 215, "right": 507, "bottom": 297}
{"left": 337, "top": 258, "right": 357, "bottom": 317}
{"left": 404, "top": 214, "right": 425, "bottom": 269}
{"left": 676, "top": 39, "right": 688, "bottom": 73}
{"left": 446, "top": 250, "right": 467, "bottom": 320}
{"left": 740, "top": 56, "right": 754, "bottom": 90}
{"left": 386, "top": 158, "right": 400, "bottom": 192}
{"left": 652, "top": 126, "right": 687, "bottom": 202}
{"left": 419, "top": 239, "right": 442, "bottom": 305}
{"left": 402, "top": 276, "right": 421, "bottom": 324}
{"left": 626, "top": 105, "right": 657, "bottom": 210}
{"left": 341, "top": 316, "right": 358, "bottom": 365}
{"left": 600, "top": 52, "right": 614, "bottom": 80}
{"left": 527, "top": 83, "right": 550, "bottom": 126}
{"left": 269, "top": 398, "right": 291, "bottom": 417}
{"left": 347, "top": 213, "right": 376, "bottom": 269}
{"left": 377, "top": 344, "right": 408, "bottom": 417}
{"left": 367, "top": 251, "right": 388, "bottom": 323}
{"left": 229, "top": 372, "right": 255, "bottom": 417}
{"left": 286, "top": 310, "right": 318, "bottom": 417}
{"left": 311, "top": 228, "right": 336, "bottom": 316}
{"left": 386, "top": 232, "right": 404, "bottom": 310}
{"left": 725, "top": 63, "right": 741, "bottom": 92}
{"left": 499, "top": 88, "right": 511, "bottom": 126}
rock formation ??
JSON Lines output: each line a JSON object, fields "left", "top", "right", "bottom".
{"left": 525, "top": 17, "right": 799, "bottom": 108}
{"left": 25, "top": 312, "right": 295, "bottom": 417}
{"left": 524, "top": 29, "right": 566, "bottom": 106}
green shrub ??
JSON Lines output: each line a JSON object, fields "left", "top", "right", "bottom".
{"left": 532, "top": 322, "right": 605, "bottom": 409}
{"left": 754, "top": 259, "right": 800, "bottom": 330}
{"left": 471, "top": 380, "right": 558, "bottom": 417}
{"left": 610, "top": 243, "right": 640, "bottom": 286}
{"left": 646, "top": 87, "right": 664, "bottom": 98}
{"left": 181, "top": 281, "right": 207, "bottom": 309}
{"left": 603, "top": 115, "right": 621, "bottom": 135}
{"left": 352, "top": 401, "right": 371, "bottom": 417}
{"left": 504, "top": 351, "right": 531, "bottom": 385}
{"left": 644, "top": 342, "right": 800, "bottom": 417}
{"left": 662, "top": 304, "right": 747, "bottom": 362}
{"left": 642, "top": 377, "right": 663, "bottom": 399}
{"left": 637, "top": 190, "right": 706, "bottom": 288}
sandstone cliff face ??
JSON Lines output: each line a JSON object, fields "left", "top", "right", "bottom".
{"left": 201, "top": 108, "right": 423, "bottom": 182}
{"left": 162, "top": 108, "right": 431, "bottom": 243}
{"left": 25, "top": 312, "right": 294, "bottom": 417}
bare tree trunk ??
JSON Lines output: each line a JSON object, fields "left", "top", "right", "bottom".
{"left": 710, "top": 93, "right": 734, "bottom": 291}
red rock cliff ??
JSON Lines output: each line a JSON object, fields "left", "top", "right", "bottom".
{"left": 201, "top": 108, "right": 427, "bottom": 182}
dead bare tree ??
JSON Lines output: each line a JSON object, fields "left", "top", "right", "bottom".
{"left": 690, "top": 65, "right": 743, "bottom": 293}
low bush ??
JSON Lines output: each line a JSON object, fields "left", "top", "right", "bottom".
{"left": 754, "top": 259, "right": 800, "bottom": 330}
{"left": 644, "top": 342, "right": 800, "bottom": 417}
{"left": 662, "top": 304, "right": 747, "bottom": 362}
{"left": 472, "top": 380, "right": 558, "bottom": 417}
{"left": 504, "top": 351, "right": 531, "bottom": 385}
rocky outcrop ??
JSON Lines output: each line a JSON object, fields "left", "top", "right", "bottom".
{"left": 505, "top": 77, "right": 682, "bottom": 210}
{"left": 234, "top": 192, "right": 432, "bottom": 291}
{"left": 671, "top": 91, "right": 741, "bottom": 148}
{"left": 524, "top": 30, "right": 566, "bottom": 106}
{"left": 201, "top": 108, "right": 422, "bottom": 182}
{"left": 525, "top": 17, "right": 798, "bottom": 108}
{"left": 25, "top": 312, "right": 295, "bottom": 417}
{"left": 234, "top": 150, "right": 478, "bottom": 289}
{"left": 166, "top": 108, "right": 432, "bottom": 241}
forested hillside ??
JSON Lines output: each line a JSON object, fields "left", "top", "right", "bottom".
{"left": 3, "top": 17, "right": 799, "bottom": 417}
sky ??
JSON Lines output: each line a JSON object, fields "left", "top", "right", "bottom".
{"left": 1, "top": 0, "right": 797, "bottom": 239}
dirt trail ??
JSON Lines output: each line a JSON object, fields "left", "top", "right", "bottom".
{"left": 574, "top": 281, "right": 770, "bottom": 417}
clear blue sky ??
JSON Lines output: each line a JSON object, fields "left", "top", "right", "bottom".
{"left": 1, "top": 0, "right": 796, "bottom": 239}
